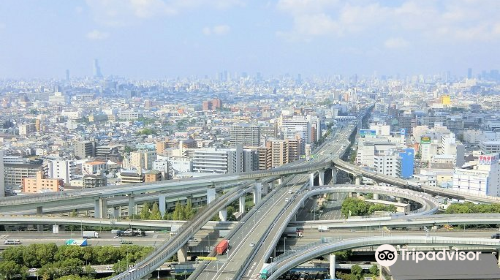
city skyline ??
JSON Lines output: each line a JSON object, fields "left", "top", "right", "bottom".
{"left": 1, "top": 0, "right": 500, "bottom": 79}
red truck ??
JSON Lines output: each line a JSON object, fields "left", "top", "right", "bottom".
{"left": 216, "top": 240, "right": 229, "bottom": 255}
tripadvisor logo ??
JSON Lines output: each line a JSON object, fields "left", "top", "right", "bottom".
{"left": 375, "top": 244, "right": 482, "bottom": 266}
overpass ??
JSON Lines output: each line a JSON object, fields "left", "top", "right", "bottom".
{"left": 332, "top": 159, "right": 500, "bottom": 204}
{"left": 265, "top": 236, "right": 500, "bottom": 280}
{"left": 0, "top": 184, "right": 439, "bottom": 229}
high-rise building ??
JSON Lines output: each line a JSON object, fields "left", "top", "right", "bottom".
{"left": 230, "top": 124, "right": 261, "bottom": 147}
{"left": 66, "top": 69, "right": 70, "bottom": 81}
{"left": 93, "top": 59, "right": 103, "bottom": 78}
{"left": 130, "top": 150, "right": 157, "bottom": 171}
{"left": 467, "top": 68, "right": 472, "bottom": 79}
{"left": 269, "top": 140, "right": 288, "bottom": 168}
{"left": 46, "top": 159, "right": 76, "bottom": 184}
{"left": 74, "top": 141, "right": 96, "bottom": 159}
{"left": 0, "top": 150, "right": 4, "bottom": 197}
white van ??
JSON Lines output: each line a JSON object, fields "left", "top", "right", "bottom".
{"left": 4, "top": 239, "right": 21, "bottom": 245}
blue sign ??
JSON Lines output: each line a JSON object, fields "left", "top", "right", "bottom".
{"left": 400, "top": 128, "right": 406, "bottom": 135}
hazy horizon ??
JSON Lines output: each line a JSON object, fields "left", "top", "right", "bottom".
{"left": 1, "top": 0, "right": 499, "bottom": 79}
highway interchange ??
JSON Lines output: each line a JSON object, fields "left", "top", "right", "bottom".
{"left": 2, "top": 107, "right": 500, "bottom": 280}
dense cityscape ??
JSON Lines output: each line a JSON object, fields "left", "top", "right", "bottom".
{"left": 2, "top": 1, "right": 500, "bottom": 280}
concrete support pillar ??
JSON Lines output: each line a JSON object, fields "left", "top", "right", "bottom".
{"left": 239, "top": 196, "right": 246, "bottom": 214}
{"left": 355, "top": 176, "right": 361, "bottom": 185}
{"left": 36, "top": 206, "right": 43, "bottom": 215}
{"left": 329, "top": 254, "right": 336, "bottom": 279}
{"left": 319, "top": 170, "right": 325, "bottom": 186}
{"left": 94, "top": 197, "right": 107, "bottom": 219}
{"left": 348, "top": 192, "right": 353, "bottom": 198}
{"left": 94, "top": 199, "right": 100, "bottom": 219}
{"left": 262, "top": 182, "right": 269, "bottom": 195}
{"left": 396, "top": 197, "right": 402, "bottom": 203}
{"left": 309, "top": 173, "right": 315, "bottom": 190}
{"left": 159, "top": 194, "right": 166, "bottom": 217}
{"left": 52, "top": 225, "right": 59, "bottom": 234}
{"left": 128, "top": 195, "right": 135, "bottom": 217}
{"left": 253, "top": 182, "right": 262, "bottom": 205}
{"left": 219, "top": 209, "right": 227, "bottom": 222}
{"left": 373, "top": 193, "right": 379, "bottom": 200}
{"left": 207, "top": 188, "right": 216, "bottom": 204}
{"left": 177, "top": 245, "right": 188, "bottom": 263}
{"left": 277, "top": 177, "right": 283, "bottom": 186}
{"left": 331, "top": 169, "right": 337, "bottom": 184}
{"left": 113, "top": 207, "right": 120, "bottom": 219}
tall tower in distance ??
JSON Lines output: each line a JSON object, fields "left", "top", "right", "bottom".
{"left": 93, "top": 59, "right": 103, "bottom": 78}
{"left": 66, "top": 69, "right": 70, "bottom": 81}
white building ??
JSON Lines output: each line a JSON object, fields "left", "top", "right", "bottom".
{"left": 452, "top": 154, "right": 500, "bottom": 196}
{"left": 369, "top": 124, "right": 391, "bottom": 136}
{"left": 82, "top": 161, "right": 107, "bottom": 175}
{"left": 192, "top": 146, "right": 256, "bottom": 174}
{"left": 480, "top": 141, "right": 500, "bottom": 155}
{"left": 0, "top": 150, "right": 4, "bottom": 197}
{"left": 373, "top": 150, "right": 400, "bottom": 178}
{"left": 46, "top": 159, "right": 76, "bottom": 184}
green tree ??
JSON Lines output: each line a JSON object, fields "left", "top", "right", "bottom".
{"left": 369, "top": 264, "right": 379, "bottom": 276}
{"left": 172, "top": 201, "right": 184, "bottom": 220}
{"left": 184, "top": 199, "right": 195, "bottom": 219}
{"left": 351, "top": 264, "right": 363, "bottom": 280}
{"left": 140, "top": 202, "right": 151, "bottom": 220}
{"left": 150, "top": 202, "right": 162, "bottom": 220}
{"left": 226, "top": 206, "right": 237, "bottom": 221}
{"left": 2, "top": 246, "right": 25, "bottom": 263}
{"left": 0, "top": 261, "right": 27, "bottom": 280}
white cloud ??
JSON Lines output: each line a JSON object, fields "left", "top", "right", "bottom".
{"left": 277, "top": 0, "right": 500, "bottom": 44}
{"left": 203, "top": 25, "right": 231, "bottom": 36}
{"left": 384, "top": 38, "right": 409, "bottom": 49}
{"left": 86, "top": 0, "right": 245, "bottom": 26}
{"left": 86, "top": 30, "right": 110, "bottom": 40}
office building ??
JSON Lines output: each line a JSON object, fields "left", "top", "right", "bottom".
{"left": 22, "top": 171, "right": 63, "bottom": 193}
{"left": 480, "top": 141, "right": 500, "bottom": 155}
{"left": 74, "top": 141, "right": 96, "bottom": 159}
{"left": 4, "top": 163, "right": 43, "bottom": 187}
{"left": 399, "top": 148, "right": 415, "bottom": 179}
{"left": 0, "top": 150, "right": 4, "bottom": 197}
{"left": 93, "top": 59, "right": 103, "bottom": 78}
{"left": 45, "top": 159, "right": 76, "bottom": 184}
{"left": 130, "top": 150, "right": 157, "bottom": 171}
{"left": 230, "top": 124, "right": 261, "bottom": 147}
{"left": 452, "top": 154, "right": 500, "bottom": 196}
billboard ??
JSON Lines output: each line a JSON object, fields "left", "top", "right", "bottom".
{"left": 360, "top": 129, "right": 376, "bottom": 138}
{"left": 420, "top": 136, "right": 431, "bottom": 144}
{"left": 479, "top": 154, "right": 499, "bottom": 165}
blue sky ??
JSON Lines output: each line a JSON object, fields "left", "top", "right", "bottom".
{"left": 1, "top": 0, "right": 500, "bottom": 79}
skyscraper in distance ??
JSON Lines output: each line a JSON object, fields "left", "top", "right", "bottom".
{"left": 93, "top": 59, "right": 103, "bottom": 78}
{"left": 66, "top": 69, "right": 70, "bottom": 81}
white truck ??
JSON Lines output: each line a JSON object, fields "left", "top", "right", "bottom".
{"left": 82, "top": 231, "right": 99, "bottom": 238}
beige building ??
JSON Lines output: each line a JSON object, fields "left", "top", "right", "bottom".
{"left": 22, "top": 171, "right": 63, "bottom": 193}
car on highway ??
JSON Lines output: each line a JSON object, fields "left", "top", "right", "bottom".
{"left": 491, "top": 233, "right": 500, "bottom": 239}
{"left": 249, "top": 243, "right": 255, "bottom": 247}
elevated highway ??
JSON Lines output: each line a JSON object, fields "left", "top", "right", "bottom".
{"left": 333, "top": 160, "right": 500, "bottom": 203}
{"left": 265, "top": 236, "right": 500, "bottom": 280}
